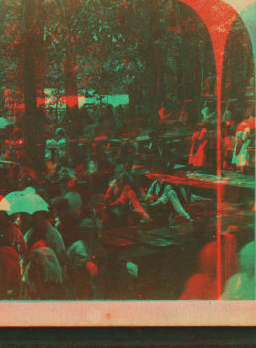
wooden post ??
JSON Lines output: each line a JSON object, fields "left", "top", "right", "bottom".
{"left": 22, "top": 0, "right": 39, "bottom": 169}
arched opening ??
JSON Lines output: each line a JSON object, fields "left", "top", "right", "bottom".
{"left": 222, "top": 15, "right": 255, "bottom": 124}
{"left": 107, "top": 0, "right": 217, "bottom": 132}
{"left": 220, "top": 4, "right": 256, "bottom": 301}
{"left": 161, "top": 1, "right": 217, "bottom": 128}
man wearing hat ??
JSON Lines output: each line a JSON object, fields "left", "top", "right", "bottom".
{"left": 201, "top": 102, "right": 216, "bottom": 125}
{"left": 147, "top": 131, "right": 175, "bottom": 173}
{"left": 55, "top": 127, "right": 67, "bottom": 162}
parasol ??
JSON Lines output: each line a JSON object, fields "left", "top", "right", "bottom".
{"left": 236, "top": 117, "right": 256, "bottom": 135}
{"left": 0, "top": 187, "right": 49, "bottom": 215}
{"left": 0, "top": 117, "right": 9, "bottom": 129}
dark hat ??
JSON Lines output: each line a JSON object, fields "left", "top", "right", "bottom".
{"left": 149, "top": 130, "right": 160, "bottom": 141}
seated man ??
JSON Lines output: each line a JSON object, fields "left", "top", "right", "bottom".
{"left": 146, "top": 179, "right": 193, "bottom": 226}
{"left": 102, "top": 162, "right": 151, "bottom": 229}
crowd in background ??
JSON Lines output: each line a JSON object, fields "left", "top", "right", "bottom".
{"left": 0, "top": 102, "right": 255, "bottom": 300}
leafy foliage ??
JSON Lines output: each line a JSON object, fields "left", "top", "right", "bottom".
{"left": 0, "top": 0, "right": 253, "bottom": 125}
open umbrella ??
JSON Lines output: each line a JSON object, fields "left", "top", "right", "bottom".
{"left": 0, "top": 191, "right": 21, "bottom": 214}
{"left": 0, "top": 117, "right": 9, "bottom": 129}
{"left": 236, "top": 117, "right": 256, "bottom": 135}
{"left": 0, "top": 187, "right": 49, "bottom": 215}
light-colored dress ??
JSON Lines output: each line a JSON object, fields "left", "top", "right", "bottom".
{"left": 232, "top": 130, "right": 251, "bottom": 167}
{"left": 193, "top": 128, "right": 208, "bottom": 167}
{"left": 146, "top": 180, "right": 190, "bottom": 219}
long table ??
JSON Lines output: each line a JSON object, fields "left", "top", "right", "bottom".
{"left": 146, "top": 170, "right": 255, "bottom": 190}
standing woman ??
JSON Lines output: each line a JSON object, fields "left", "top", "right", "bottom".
{"left": 237, "top": 127, "right": 253, "bottom": 173}
{"left": 232, "top": 127, "right": 253, "bottom": 174}
{"left": 192, "top": 125, "right": 208, "bottom": 170}
{"left": 189, "top": 124, "right": 203, "bottom": 169}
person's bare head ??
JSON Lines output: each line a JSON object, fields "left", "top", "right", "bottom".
{"left": 114, "top": 162, "right": 126, "bottom": 178}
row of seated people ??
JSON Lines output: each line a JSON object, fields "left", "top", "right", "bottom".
{"left": 0, "top": 133, "right": 195, "bottom": 300}
{"left": 0, "top": 128, "right": 253, "bottom": 300}
{"left": 0, "top": 139, "right": 192, "bottom": 300}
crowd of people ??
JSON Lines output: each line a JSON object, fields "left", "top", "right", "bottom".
{"left": 0, "top": 102, "right": 254, "bottom": 300}
{"left": 188, "top": 103, "right": 255, "bottom": 174}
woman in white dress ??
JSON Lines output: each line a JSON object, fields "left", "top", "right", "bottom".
{"left": 232, "top": 127, "right": 252, "bottom": 173}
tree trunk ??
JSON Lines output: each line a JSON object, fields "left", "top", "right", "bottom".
{"left": 0, "top": 0, "right": 7, "bottom": 114}
{"left": 36, "top": 0, "right": 47, "bottom": 109}
{"left": 22, "top": 0, "right": 38, "bottom": 169}
{"left": 145, "top": 38, "right": 159, "bottom": 129}
{"left": 0, "top": 0, "right": 6, "bottom": 36}
{"left": 64, "top": 51, "right": 79, "bottom": 165}
{"left": 154, "top": 40, "right": 166, "bottom": 114}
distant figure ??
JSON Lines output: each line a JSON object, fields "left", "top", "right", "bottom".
{"left": 178, "top": 104, "right": 188, "bottom": 132}
{"left": 189, "top": 122, "right": 217, "bottom": 172}
{"left": 45, "top": 129, "right": 57, "bottom": 160}
{"left": 201, "top": 103, "right": 216, "bottom": 124}
{"left": 189, "top": 125, "right": 204, "bottom": 168}
{"left": 13, "top": 128, "right": 23, "bottom": 163}
{"left": 189, "top": 125, "right": 208, "bottom": 169}
{"left": 232, "top": 127, "right": 253, "bottom": 173}
{"left": 221, "top": 127, "right": 235, "bottom": 170}
{"left": 222, "top": 103, "right": 232, "bottom": 124}
{"left": 158, "top": 101, "right": 172, "bottom": 122}
{"left": 55, "top": 128, "right": 67, "bottom": 161}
